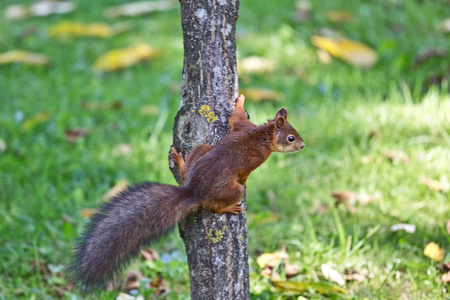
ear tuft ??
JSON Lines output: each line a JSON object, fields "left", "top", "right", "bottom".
{"left": 275, "top": 107, "right": 288, "bottom": 119}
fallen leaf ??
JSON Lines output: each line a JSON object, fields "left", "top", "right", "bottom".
{"left": 357, "top": 192, "right": 373, "bottom": 205}
{"left": 424, "top": 242, "right": 445, "bottom": 262}
{"left": 0, "top": 50, "right": 50, "bottom": 66}
{"left": 345, "top": 270, "right": 365, "bottom": 283}
{"left": 382, "top": 150, "right": 410, "bottom": 164}
{"left": 79, "top": 208, "right": 96, "bottom": 218}
{"left": 446, "top": 220, "right": 450, "bottom": 234}
{"left": 436, "top": 262, "right": 450, "bottom": 272}
{"left": 65, "top": 128, "right": 89, "bottom": 143}
{"left": 413, "top": 48, "right": 446, "bottom": 68}
{"left": 103, "top": 180, "right": 129, "bottom": 200}
{"left": 104, "top": 1, "right": 177, "bottom": 18}
{"left": 93, "top": 44, "right": 161, "bottom": 72}
{"left": 122, "top": 270, "right": 143, "bottom": 291}
{"left": 321, "top": 264, "right": 345, "bottom": 286}
{"left": 437, "top": 19, "right": 450, "bottom": 33}
{"left": 420, "top": 177, "right": 442, "bottom": 192}
{"left": 311, "top": 35, "right": 378, "bottom": 68}
{"left": 331, "top": 191, "right": 356, "bottom": 213}
{"left": 21, "top": 112, "right": 50, "bottom": 131}
{"left": 325, "top": 10, "right": 353, "bottom": 23}
{"left": 285, "top": 263, "right": 300, "bottom": 279}
{"left": 390, "top": 223, "right": 416, "bottom": 233}
{"left": 237, "top": 56, "right": 276, "bottom": 75}
{"left": 239, "top": 88, "right": 283, "bottom": 102}
{"left": 5, "top": 2, "right": 76, "bottom": 20}
{"left": 257, "top": 251, "right": 288, "bottom": 268}
{"left": 271, "top": 280, "right": 348, "bottom": 295}
{"left": 49, "top": 21, "right": 115, "bottom": 39}
{"left": 443, "top": 272, "right": 450, "bottom": 283}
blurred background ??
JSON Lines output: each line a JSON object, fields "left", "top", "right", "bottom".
{"left": 0, "top": 0, "right": 449, "bottom": 299}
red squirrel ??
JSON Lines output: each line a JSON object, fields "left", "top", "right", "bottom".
{"left": 67, "top": 95, "right": 305, "bottom": 292}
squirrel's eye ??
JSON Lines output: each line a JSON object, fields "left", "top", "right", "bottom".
{"left": 287, "top": 135, "right": 295, "bottom": 143}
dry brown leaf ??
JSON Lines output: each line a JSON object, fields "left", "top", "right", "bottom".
{"left": 122, "top": 270, "right": 143, "bottom": 291}
{"left": 257, "top": 252, "right": 287, "bottom": 268}
{"left": 311, "top": 35, "right": 378, "bottom": 68}
{"left": 446, "top": 220, "right": 450, "bottom": 235}
{"left": 436, "top": 262, "right": 450, "bottom": 273}
{"left": 331, "top": 191, "right": 356, "bottom": 213}
{"left": 21, "top": 112, "right": 50, "bottom": 131}
{"left": 345, "top": 270, "right": 365, "bottom": 283}
{"left": 285, "top": 263, "right": 300, "bottom": 279}
{"left": 420, "top": 177, "right": 442, "bottom": 192}
{"left": 239, "top": 88, "right": 283, "bottom": 102}
{"left": 0, "top": 50, "right": 50, "bottom": 66}
{"left": 104, "top": 1, "right": 177, "bottom": 18}
{"left": 325, "top": 10, "right": 353, "bottom": 23}
{"left": 93, "top": 44, "right": 161, "bottom": 72}
{"left": 424, "top": 242, "right": 445, "bottom": 262}
{"left": 65, "top": 128, "right": 89, "bottom": 143}
{"left": 260, "top": 265, "right": 272, "bottom": 279}
{"left": 49, "top": 21, "right": 115, "bottom": 39}
{"left": 237, "top": 56, "right": 276, "bottom": 75}
{"left": 443, "top": 272, "right": 450, "bottom": 283}
{"left": 382, "top": 150, "right": 410, "bottom": 164}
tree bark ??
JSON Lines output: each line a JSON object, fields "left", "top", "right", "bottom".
{"left": 170, "top": 0, "right": 249, "bottom": 299}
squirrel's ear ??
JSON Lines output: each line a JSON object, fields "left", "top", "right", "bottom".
{"left": 275, "top": 116, "right": 286, "bottom": 129}
{"left": 275, "top": 107, "right": 288, "bottom": 119}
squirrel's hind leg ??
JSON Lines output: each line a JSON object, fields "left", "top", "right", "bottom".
{"left": 171, "top": 144, "right": 211, "bottom": 182}
{"left": 209, "top": 179, "right": 244, "bottom": 214}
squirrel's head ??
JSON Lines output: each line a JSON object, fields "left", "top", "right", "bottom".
{"left": 269, "top": 108, "right": 305, "bottom": 153}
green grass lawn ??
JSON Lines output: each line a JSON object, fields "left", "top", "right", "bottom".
{"left": 1, "top": 0, "right": 449, "bottom": 299}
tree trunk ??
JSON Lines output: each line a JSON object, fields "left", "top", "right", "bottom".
{"left": 170, "top": 0, "right": 249, "bottom": 299}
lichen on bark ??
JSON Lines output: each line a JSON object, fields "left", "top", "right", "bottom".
{"left": 170, "top": 0, "right": 249, "bottom": 299}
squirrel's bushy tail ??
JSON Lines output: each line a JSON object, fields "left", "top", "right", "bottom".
{"left": 67, "top": 182, "right": 194, "bottom": 292}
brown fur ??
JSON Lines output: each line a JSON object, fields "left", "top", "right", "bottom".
{"left": 67, "top": 95, "right": 304, "bottom": 292}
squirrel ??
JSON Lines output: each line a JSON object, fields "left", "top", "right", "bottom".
{"left": 67, "top": 94, "right": 305, "bottom": 292}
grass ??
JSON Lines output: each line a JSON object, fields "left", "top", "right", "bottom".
{"left": 1, "top": 0, "right": 449, "bottom": 299}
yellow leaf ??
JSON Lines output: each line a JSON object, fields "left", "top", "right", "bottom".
{"left": 311, "top": 36, "right": 378, "bottom": 68}
{"left": 420, "top": 177, "right": 442, "bottom": 192}
{"left": 237, "top": 56, "right": 275, "bottom": 75}
{"left": 0, "top": 50, "right": 50, "bottom": 66}
{"left": 424, "top": 242, "right": 445, "bottom": 262}
{"left": 325, "top": 10, "right": 353, "bottom": 23}
{"left": 79, "top": 208, "right": 96, "bottom": 218}
{"left": 239, "top": 88, "right": 283, "bottom": 102}
{"left": 256, "top": 251, "right": 288, "bottom": 268}
{"left": 21, "top": 112, "right": 50, "bottom": 131}
{"left": 93, "top": 44, "right": 161, "bottom": 72}
{"left": 49, "top": 21, "right": 114, "bottom": 38}
{"left": 271, "top": 280, "right": 348, "bottom": 295}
